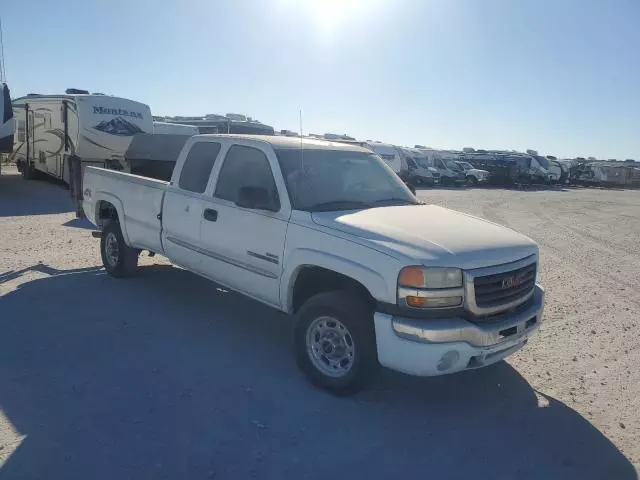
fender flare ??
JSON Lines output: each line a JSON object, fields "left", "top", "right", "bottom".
{"left": 281, "top": 248, "right": 393, "bottom": 314}
{"left": 93, "top": 192, "right": 132, "bottom": 246}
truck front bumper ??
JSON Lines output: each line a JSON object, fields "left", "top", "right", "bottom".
{"left": 373, "top": 285, "right": 544, "bottom": 377}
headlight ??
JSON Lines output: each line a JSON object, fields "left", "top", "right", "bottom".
{"left": 398, "top": 266, "right": 463, "bottom": 309}
{"left": 399, "top": 266, "right": 462, "bottom": 289}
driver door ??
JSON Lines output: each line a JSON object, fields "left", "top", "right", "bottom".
{"left": 198, "top": 143, "right": 290, "bottom": 307}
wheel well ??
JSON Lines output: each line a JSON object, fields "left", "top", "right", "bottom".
{"left": 97, "top": 200, "right": 119, "bottom": 227}
{"left": 291, "top": 266, "right": 375, "bottom": 313}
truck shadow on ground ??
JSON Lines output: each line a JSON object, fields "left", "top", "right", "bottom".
{"left": 0, "top": 169, "right": 72, "bottom": 217}
{"left": 0, "top": 264, "right": 635, "bottom": 480}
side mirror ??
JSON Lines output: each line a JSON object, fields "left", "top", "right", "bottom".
{"left": 236, "top": 186, "right": 279, "bottom": 211}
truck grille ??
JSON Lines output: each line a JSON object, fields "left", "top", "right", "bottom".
{"left": 473, "top": 262, "right": 536, "bottom": 308}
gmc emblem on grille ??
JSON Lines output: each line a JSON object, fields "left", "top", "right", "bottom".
{"left": 502, "top": 272, "right": 526, "bottom": 289}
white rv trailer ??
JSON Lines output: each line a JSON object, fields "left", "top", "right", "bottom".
{"left": 11, "top": 90, "right": 153, "bottom": 183}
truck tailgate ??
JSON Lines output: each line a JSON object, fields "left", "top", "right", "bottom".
{"left": 83, "top": 167, "right": 168, "bottom": 254}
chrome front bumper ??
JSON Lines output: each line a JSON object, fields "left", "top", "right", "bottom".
{"left": 393, "top": 284, "right": 544, "bottom": 347}
{"left": 373, "top": 285, "right": 544, "bottom": 377}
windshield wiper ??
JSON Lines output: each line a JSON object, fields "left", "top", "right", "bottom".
{"left": 307, "top": 200, "right": 372, "bottom": 212}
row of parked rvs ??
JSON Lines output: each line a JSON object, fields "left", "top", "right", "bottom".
{"left": 1, "top": 86, "right": 638, "bottom": 197}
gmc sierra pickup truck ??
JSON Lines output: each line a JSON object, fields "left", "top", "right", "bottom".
{"left": 83, "top": 134, "right": 545, "bottom": 394}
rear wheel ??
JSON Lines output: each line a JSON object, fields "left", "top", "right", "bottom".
{"left": 100, "top": 222, "right": 139, "bottom": 277}
{"left": 295, "top": 291, "right": 378, "bottom": 395}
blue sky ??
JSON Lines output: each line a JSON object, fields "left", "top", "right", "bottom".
{"left": 2, "top": 0, "right": 638, "bottom": 159}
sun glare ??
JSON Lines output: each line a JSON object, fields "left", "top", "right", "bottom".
{"left": 307, "top": 0, "right": 364, "bottom": 32}
{"left": 277, "top": 0, "right": 379, "bottom": 36}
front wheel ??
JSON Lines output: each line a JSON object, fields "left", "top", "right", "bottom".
{"left": 466, "top": 175, "right": 477, "bottom": 186}
{"left": 100, "top": 222, "right": 139, "bottom": 278}
{"left": 295, "top": 291, "right": 378, "bottom": 395}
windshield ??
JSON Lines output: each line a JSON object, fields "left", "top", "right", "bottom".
{"left": 458, "top": 161, "right": 473, "bottom": 170}
{"left": 445, "top": 160, "right": 462, "bottom": 171}
{"left": 535, "top": 155, "right": 550, "bottom": 169}
{"left": 413, "top": 156, "right": 428, "bottom": 168}
{"left": 416, "top": 156, "right": 432, "bottom": 168}
{"left": 275, "top": 148, "right": 418, "bottom": 211}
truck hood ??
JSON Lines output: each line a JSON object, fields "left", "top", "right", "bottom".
{"left": 311, "top": 205, "right": 537, "bottom": 269}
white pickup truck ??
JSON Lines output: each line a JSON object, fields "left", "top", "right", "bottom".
{"left": 83, "top": 134, "right": 545, "bottom": 394}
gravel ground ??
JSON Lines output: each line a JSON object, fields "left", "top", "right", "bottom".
{"left": 1, "top": 165, "right": 638, "bottom": 479}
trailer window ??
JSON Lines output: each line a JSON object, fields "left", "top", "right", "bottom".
{"left": 178, "top": 141, "right": 221, "bottom": 193}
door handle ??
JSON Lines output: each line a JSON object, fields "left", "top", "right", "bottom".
{"left": 203, "top": 208, "right": 218, "bottom": 222}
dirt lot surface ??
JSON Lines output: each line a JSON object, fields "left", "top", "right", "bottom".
{"left": 1, "top": 165, "right": 639, "bottom": 479}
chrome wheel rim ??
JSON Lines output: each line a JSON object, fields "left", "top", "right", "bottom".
{"left": 306, "top": 316, "right": 356, "bottom": 378}
{"left": 104, "top": 231, "right": 120, "bottom": 268}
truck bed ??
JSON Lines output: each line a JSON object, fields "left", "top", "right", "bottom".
{"left": 83, "top": 167, "right": 168, "bottom": 254}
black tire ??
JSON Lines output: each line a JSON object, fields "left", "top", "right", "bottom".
{"left": 20, "top": 162, "right": 36, "bottom": 180}
{"left": 466, "top": 175, "right": 477, "bottom": 186}
{"left": 100, "top": 221, "right": 139, "bottom": 278}
{"left": 294, "top": 290, "right": 378, "bottom": 395}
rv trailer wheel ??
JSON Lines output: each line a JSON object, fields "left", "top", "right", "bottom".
{"left": 20, "top": 162, "right": 36, "bottom": 180}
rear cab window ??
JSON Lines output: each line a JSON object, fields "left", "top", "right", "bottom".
{"left": 178, "top": 141, "right": 222, "bottom": 193}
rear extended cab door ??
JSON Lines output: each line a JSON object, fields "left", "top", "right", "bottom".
{"left": 161, "top": 139, "right": 223, "bottom": 273}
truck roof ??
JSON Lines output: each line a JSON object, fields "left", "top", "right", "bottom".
{"left": 194, "top": 134, "right": 372, "bottom": 153}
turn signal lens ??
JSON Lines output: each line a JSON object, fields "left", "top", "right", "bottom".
{"left": 406, "top": 296, "right": 428, "bottom": 307}
{"left": 398, "top": 266, "right": 425, "bottom": 287}
{"left": 406, "top": 296, "right": 462, "bottom": 308}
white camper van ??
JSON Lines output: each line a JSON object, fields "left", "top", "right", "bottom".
{"left": 418, "top": 148, "right": 467, "bottom": 185}
{"left": 363, "top": 141, "right": 408, "bottom": 181}
{"left": 11, "top": 90, "right": 153, "bottom": 183}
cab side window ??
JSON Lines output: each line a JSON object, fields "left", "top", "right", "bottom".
{"left": 214, "top": 145, "right": 278, "bottom": 204}
{"left": 178, "top": 141, "right": 221, "bottom": 193}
